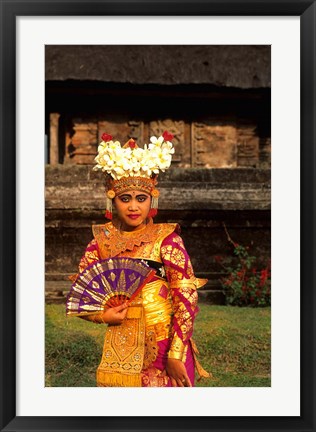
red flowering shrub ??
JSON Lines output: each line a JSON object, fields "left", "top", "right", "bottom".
{"left": 218, "top": 225, "right": 271, "bottom": 307}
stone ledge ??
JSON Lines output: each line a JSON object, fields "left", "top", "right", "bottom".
{"left": 46, "top": 165, "right": 271, "bottom": 184}
{"left": 45, "top": 166, "right": 271, "bottom": 211}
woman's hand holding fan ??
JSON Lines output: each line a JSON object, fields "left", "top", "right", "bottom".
{"left": 100, "top": 302, "right": 129, "bottom": 325}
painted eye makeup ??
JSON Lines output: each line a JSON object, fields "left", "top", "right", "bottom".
{"left": 118, "top": 195, "right": 131, "bottom": 203}
{"left": 117, "top": 194, "right": 149, "bottom": 203}
{"left": 136, "top": 195, "right": 149, "bottom": 203}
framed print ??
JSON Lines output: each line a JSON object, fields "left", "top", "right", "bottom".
{"left": 1, "top": 1, "right": 315, "bottom": 431}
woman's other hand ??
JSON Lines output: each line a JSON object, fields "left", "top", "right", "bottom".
{"left": 166, "top": 358, "right": 192, "bottom": 387}
{"left": 101, "top": 302, "right": 128, "bottom": 325}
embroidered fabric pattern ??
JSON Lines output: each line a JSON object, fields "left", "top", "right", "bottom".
{"left": 143, "top": 329, "right": 158, "bottom": 369}
{"left": 140, "top": 280, "right": 173, "bottom": 329}
{"left": 110, "top": 176, "right": 156, "bottom": 195}
{"left": 93, "top": 220, "right": 179, "bottom": 260}
{"left": 105, "top": 220, "right": 160, "bottom": 258}
{"left": 160, "top": 245, "right": 187, "bottom": 271}
{"left": 150, "top": 322, "right": 172, "bottom": 341}
{"left": 78, "top": 239, "right": 100, "bottom": 273}
{"left": 68, "top": 239, "right": 101, "bottom": 283}
{"left": 160, "top": 232, "right": 201, "bottom": 360}
{"left": 141, "top": 366, "right": 170, "bottom": 387}
{"left": 97, "top": 305, "right": 145, "bottom": 387}
{"left": 164, "top": 266, "right": 186, "bottom": 282}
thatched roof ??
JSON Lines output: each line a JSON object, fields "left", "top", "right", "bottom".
{"left": 45, "top": 45, "right": 270, "bottom": 89}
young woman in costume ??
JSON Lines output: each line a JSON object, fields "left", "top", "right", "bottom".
{"left": 67, "top": 131, "right": 210, "bottom": 387}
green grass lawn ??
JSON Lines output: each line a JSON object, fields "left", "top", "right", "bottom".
{"left": 45, "top": 303, "right": 271, "bottom": 387}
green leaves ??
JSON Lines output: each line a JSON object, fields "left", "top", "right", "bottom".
{"left": 220, "top": 239, "right": 271, "bottom": 307}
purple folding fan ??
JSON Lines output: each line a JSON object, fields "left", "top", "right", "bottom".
{"left": 66, "top": 257, "right": 156, "bottom": 316}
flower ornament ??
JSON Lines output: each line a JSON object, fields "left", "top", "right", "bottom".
{"left": 101, "top": 133, "right": 113, "bottom": 142}
{"left": 93, "top": 132, "right": 175, "bottom": 180}
{"left": 162, "top": 130, "right": 174, "bottom": 142}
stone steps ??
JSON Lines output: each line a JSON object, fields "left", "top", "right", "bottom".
{"left": 197, "top": 289, "right": 226, "bottom": 305}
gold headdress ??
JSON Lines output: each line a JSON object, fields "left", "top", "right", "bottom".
{"left": 93, "top": 131, "right": 175, "bottom": 219}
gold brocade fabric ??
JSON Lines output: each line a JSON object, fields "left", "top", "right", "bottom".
{"left": 190, "top": 339, "right": 212, "bottom": 380}
{"left": 141, "top": 367, "right": 170, "bottom": 387}
{"left": 97, "top": 305, "right": 145, "bottom": 387}
{"left": 92, "top": 219, "right": 179, "bottom": 261}
{"left": 168, "top": 335, "right": 186, "bottom": 360}
{"left": 140, "top": 280, "right": 173, "bottom": 335}
{"left": 142, "top": 327, "right": 158, "bottom": 370}
{"left": 169, "top": 277, "right": 208, "bottom": 290}
{"left": 97, "top": 278, "right": 174, "bottom": 386}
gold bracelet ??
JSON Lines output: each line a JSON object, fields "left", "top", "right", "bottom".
{"left": 100, "top": 312, "right": 107, "bottom": 324}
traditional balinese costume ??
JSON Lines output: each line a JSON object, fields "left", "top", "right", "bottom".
{"left": 67, "top": 131, "right": 210, "bottom": 387}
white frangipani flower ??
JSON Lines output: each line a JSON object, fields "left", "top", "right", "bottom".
{"left": 93, "top": 133, "right": 175, "bottom": 180}
{"left": 150, "top": 135, "right": 164, "bottom": 145}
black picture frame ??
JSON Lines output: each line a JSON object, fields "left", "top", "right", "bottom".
{"left": 1, "top": 1, "right": 315, "bottom": 431}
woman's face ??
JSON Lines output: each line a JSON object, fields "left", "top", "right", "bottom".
{"left": 114, "top": 190, "right": 151, "bottom": 231}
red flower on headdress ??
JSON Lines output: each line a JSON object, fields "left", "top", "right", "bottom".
{"left": 127, "top": 139, "right": 137, "bottom": 149}
{"left": 162, "top": 131, "right": 174, "bottom": 141}
{"left": 101, "top": 133, "right": 113, "bottom": 142}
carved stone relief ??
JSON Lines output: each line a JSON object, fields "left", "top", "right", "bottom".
{"left": 127, "top": 120, "right": 144, "bottom": 142}
{"left": 192, "top": 121, "right": 237, "bottom": 168}
{"left": 60, "top": 115, "right": 267, "bottom": 168}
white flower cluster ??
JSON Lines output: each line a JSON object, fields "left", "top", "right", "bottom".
{"left": 93, "top": 135, "right": 175, "bottom": 180}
